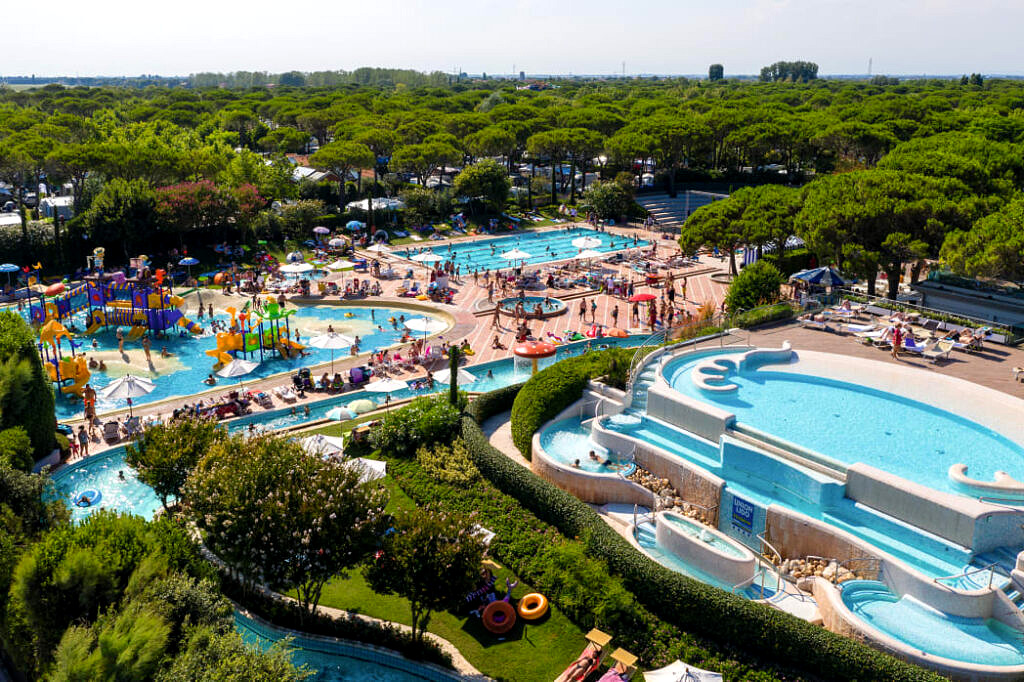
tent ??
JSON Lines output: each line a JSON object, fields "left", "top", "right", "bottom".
{"left": 644, "top": 660, "right": 723, "bottom": 682}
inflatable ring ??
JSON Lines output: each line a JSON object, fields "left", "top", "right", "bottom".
{"left": 74, "top": 489, "right": 101, "bottom": 508}
{"left": 345, "top": 312, "right": 355, "bottom": 318}
{"left": 482, "top": 600, "right": 517, "bottom": 634}
{"left": 517, "top": 593, "right": 548, "bottom": 621}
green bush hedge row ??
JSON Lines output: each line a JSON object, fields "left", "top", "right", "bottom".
{"left": 387, "top": 438, "right": 784, "bottom": 680}
{"left": 509, "top": 348, "right": 633, "bottom": 459}
{"left": 460, "top": 413, "right": 941, "bottom": 682}
{"left": 730, "top": 302, "right": 797, "bottom": 329}
{"left": 220, "top": 572, "right": 454, "bottom": 669}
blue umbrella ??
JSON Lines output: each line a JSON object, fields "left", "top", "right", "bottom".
{"left": 790, "top": 266, "right": 848, "bottom": 287}
{"left": 179, "top": 257, "right": 199, "bottom": 280}
{"left": 346, "top": 220, "right": 365, "bottom": 230}
{"left": 0, "top": 263, "right": 19, "bottom": 288}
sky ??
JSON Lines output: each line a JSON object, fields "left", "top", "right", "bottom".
{"left": 6, "top": 0, "right": 1024, "bottom": 77}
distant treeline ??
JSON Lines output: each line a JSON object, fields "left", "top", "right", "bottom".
{"left": 189, "top": 68, "right": 455, "bottom": 89}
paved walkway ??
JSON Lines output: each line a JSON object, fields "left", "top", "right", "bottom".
{"left": 480, "top": 410, "right": 529, "bottom": 468}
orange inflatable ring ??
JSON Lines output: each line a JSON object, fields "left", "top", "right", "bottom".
{"left": 517, "top": 593, "right": 548, "bottom": 621}
{"left": 213, "top": 272, "right": 225, "bottom": 285}
{"left": 482, "top": 600, "right": 517, "bottom": 634}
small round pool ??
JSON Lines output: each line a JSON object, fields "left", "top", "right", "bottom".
{"left": 538, "top": 416, "right": 636, "bottom": 475}
{"left": 496, "top": 295, "right": 566, "bottom": 319}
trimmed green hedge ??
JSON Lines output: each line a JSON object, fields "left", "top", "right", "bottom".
{"left": 509, "top": 348, "right": 633, "bottom": 459}
{"left": 730, "top": 302, "right": 797, "bottom": 329}
{"left": 460, "top": 413, "right": 941, "bottom": 682}
{"left": 221, "top": 572, "right": 454, "bottom": 669}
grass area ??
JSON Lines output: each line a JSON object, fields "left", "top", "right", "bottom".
{"left": 294, "top": 421, "right": 589, "bottom": 680}
{"left": 309, "top": 561, "right": 585, "bottom": 682}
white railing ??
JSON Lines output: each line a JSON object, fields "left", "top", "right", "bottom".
{"left": 632, "top": 501, "right": 658, "bottom": 538}
{"left": 933, "top": 562, "right": 1001, "bottom": 591}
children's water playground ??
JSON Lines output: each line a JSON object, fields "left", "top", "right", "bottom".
{"left": 25, "top": 271, "right": 452, "bottom": 420}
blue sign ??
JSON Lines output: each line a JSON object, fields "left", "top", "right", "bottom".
{"left": 731, "top": 495, "right": 754, "bottom": 533}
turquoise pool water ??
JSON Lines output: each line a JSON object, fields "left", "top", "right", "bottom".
{"left": 396, "top": 226, "right": 648, "bottom": 272}
{"left": 663, "top": 352, "right": 1024, "bottom": 496}
{"left": 41, "top": 304, "right": 447, "bottom": 421}
{"left": 50, "top": 336, "right": 645, "bottom": 521}
{"left": 538, "top": 417, "right": 635, "bottom": 475}
{"left": 496, "top": 295, "right": 566, "bottom": 317}
{"left": 235, "top": 611, "right": 438, "bottom": 681}
{"left": 841, "top": 580, "right": 1024, "bottom": 666}
{"left": 663, "top": 513, "right": 746, "bottom": 559}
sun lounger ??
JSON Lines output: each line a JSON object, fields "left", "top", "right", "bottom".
{"left": 102, "top": 421, "right": 122, "bottom": 443}
{"left": 597, "top": 649, "right": 638, "bottom": 682}
{"left": 554, "top": 629, "right": 612, "bottom": 682}
{"left": 901, "top": 337, "right": 926, "bottom": 354}
{"left": 274, "top": 386, "right": 297, "bottom": 402}
{"left": 799, "top": 317, "right": 833, "bottom": 332}
{"left": 923, "top": 340, "right": 954, "bottom": 364}
{"left": 846, "top": 323, "right": 877, "bottom": 334}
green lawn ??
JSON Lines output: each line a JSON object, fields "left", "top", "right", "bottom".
{"left": 295, "top": 421, "right": 587, "bottom": 680}
{"left": 310, "top": 564, "right": 585, "bottom": 682}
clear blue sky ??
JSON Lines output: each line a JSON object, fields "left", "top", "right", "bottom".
{"left": 7, "top": 0, "right": 1022, "bottom": 76}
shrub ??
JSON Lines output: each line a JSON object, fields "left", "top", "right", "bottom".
{"left": 730, "top": 302, "right": 797, "bottom": 329}
{"left": 0, "top": 427, "right": 34, "bottom": 472}
{"left": 369, "top": 394, "right": 463, "bottom": 459}
{"left": 725, "top": 260, "right": 784, "bottom": 314}
{"left": 459, "top": 413, "right": 941, "bottom": 681}
{"left": 509, "top": 348, "right": 633, "bottom": 459}
{"left": 415, "top": 439, "right": 480, "bottom": 486}
{"left": 0, "top": 311, "right": 56, "bottom": 458}
{"left": 220, "top": 572, "right": 453, "bottom": 668}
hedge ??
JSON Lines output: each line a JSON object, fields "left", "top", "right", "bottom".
{"left": 221, "top": 572, "right": 454, "bottom": 669}
{"left": 387, "top": 434, "right": 785, "bottom": 680}
{"left": 0, "top": 310, "right": 56, "bottom": 458}
{"left": 509, "top": 348, "right": 633, "bottom": 459}
{"left": 730, "top": 302, "right": 797, "bottom": 329}
{"left": 460, "top": 411, "right": 941, "bottom": 682}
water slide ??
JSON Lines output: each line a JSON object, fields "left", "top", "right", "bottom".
{"left": 56, "top": 356, "right": 90, "bottom": 396}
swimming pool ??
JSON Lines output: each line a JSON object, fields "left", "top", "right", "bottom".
{"left": 538, "top": 417, "right": 635, "bottom": 475}
{"left": 663, "top": 351, "right": 1024, "bottom": 497}
{"left": 840, "top": 580, "right": 1024, "bottom": 666}
{"left": 496, "top": 295, "right": 566, "bottom": 318}
{"left": 235, "top": 610, "right": 453, "bottom": 681}
{"left": 396, "top": 226, "right": 648, "bottom": 272}
{"left": 50, "top": 335, "right": 646, "bottom": 521}
{"left": 40, "top": 303, "right": 448, "bottom": 421}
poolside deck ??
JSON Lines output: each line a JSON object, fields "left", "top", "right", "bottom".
{"left": 60, "top": 221, "right": 1023, "bottom": 460}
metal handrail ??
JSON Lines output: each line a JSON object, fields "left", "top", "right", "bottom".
{"left": 632, "top": 501, "right": 658, "bottom": 538}
{"left": 627, "top": 330, "right": 667, "bottom": 385}
{"left": 756, "top": 532, "right": 783, "bottom": 566}
{"left": 933, "top": 562, "right": 1000, "bottom": 591}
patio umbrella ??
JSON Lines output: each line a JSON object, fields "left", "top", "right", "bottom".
{"left": 178, "top": 256, "right": 199, "bottom": 280}
{"left": 410, "top": 252, "right": 443, "bottom": 264}
{"left": 366, "top": 378, "right": 408, "bottom": 410}
{"left": 790, "top": 266, "right": 848, "bottom": 287}
{"left": 501, "top": 248, "right": 531, "bottom": 265}
{"left": 279, "top": 262, "right": 314, "bottom": 274}
{"left": 301, "top": 434, "right": 345, "bottom": 457}
{"left": 326, "top": 259, "right": 355, "bottom": 271}
{"left": 216, "top": 358, "right": 259, "bottom": 390}
{"left": 307, "top": 332, "right": 354, "bottom": 372}
{"left": 575, "top": 248, "right": 603, "bottom": 260}
{"left": 99, "top": 374, "right": 155, "bottom": 417}
{"left": 346, "top": 457, "right": 387, "bottom": 484}
{"left": 346, "top": 220, "right": 365, "bottom": 230}
{"left": 572, "top": 236, "right": 602, "bottom": 249}
{"left": 644, "top": 660, "right": 723, "bottom": 682}
{"left": 312, "top": 226, "right": 331, "bottom": 235}
{"left": 347, "top": 398, "right": 375, "bottom": 414}
{"left": 328, "top": 237, "right": 346, "bottom": 248}
{"left": 366, "top": 243, "right": 391, "bottom": 254}
{"left": 434, "top": 367, "right": 477, "bottom": 384}
{"left": 286, "top": 251, "right": 304, "bottom": 263}
{"left": 628, "top": 292, "right": 657, "bottom": 302}
{"left": 0, "top": 263, "right": 19, "bottom": 288}
{"left": 326, "top": 406, "right": 355, "bottom": 421}
{"left": 404, "top": 317, "right": 446, "bottom": 338}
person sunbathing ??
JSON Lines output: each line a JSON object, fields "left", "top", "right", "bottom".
{"left": 555, "top": 644, "right": 600, "bottom": 682}
{"left": 492, "top": 335, "right": 506, "bottom": 350}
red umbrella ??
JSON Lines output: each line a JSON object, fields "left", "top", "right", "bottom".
{"left": 628, "top": 293, "right": 657, "bottom": 302}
